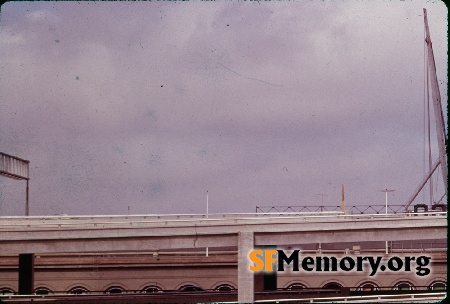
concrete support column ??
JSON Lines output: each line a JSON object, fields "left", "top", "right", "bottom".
{"left": 238, "top": 231, "right": 254, "bottom": 303}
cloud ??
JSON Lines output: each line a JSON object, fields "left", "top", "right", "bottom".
{"left": 0, "top": 1, "right": 447, "bottom": 216}
{"left": 26, "top": 9, "right": 60, "bottom": 23}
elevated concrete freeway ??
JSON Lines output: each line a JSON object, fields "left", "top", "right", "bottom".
{"left": 0, "top": 213, "right": 446, "bottom": 253}
{"left": 0, "top": 212, "right": 447, "bottom": 302}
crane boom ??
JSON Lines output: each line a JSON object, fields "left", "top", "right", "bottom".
{"left": 405, "top": 9, "right": 447, "bottom": 208}
{"left": 423, "top": 8, "right": 448, "bottom": 194}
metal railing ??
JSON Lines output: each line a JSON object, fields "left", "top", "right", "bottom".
{"left": 256, "top": 204, "right": 414, "bottom": 214}
{"left": 0, "top": 286, "right": 445, "bottom": 301}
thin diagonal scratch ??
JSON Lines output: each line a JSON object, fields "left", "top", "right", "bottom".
{"left": 219, "top": 63, "right": 282, "bottom": 87}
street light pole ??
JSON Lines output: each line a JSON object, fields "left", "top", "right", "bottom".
{"left": 380, "top": 189, "right": 396, "bottom": 215}
{"left": 26, "top": 179, "right": 29, "bottom": 216}
{"left": 385, "top": 191, "right": 388, "bottom": 216}
{"left": 206, "top": 190, "right": 209, "bottom": 219}
{"left": 206, "top": 190, "right": 209, "bottom": 257}
{"left": 316, "top": 194, "right": 328, "bottom": 212}
{"left": 380, "top": 189, "right": 396, "bottom": 254}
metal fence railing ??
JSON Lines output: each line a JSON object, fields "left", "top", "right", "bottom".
{"left": 255, "top": 204, "right": 446, "bottom": 214}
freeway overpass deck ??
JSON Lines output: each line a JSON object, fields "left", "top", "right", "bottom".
{"left": 0, "top": 212, "right": 446, "bottom": 302}
{"left": 0, "top": 212, "right": 446, "bottom": 251}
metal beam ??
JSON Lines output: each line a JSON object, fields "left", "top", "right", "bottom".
{"left": 405, "top": 159, "right": 440, "bottom": 208}
{"left": 423, "top": 8, "right": 448, "bottom": 194}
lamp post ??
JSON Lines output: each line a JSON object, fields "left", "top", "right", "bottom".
{"left": 206, "top": 190, "right": 209, "bottom": 219}
{"left": 380, "top": 189, "right": 396, "bottom": 254}
{"left": 316, "top": 193, "right": 328, "bottom": 212}
{"left": 380, "top": 189, "right": 396, "bottom": 215}
{"left": 206, "top": 190, "right": 209, "bottom": 257}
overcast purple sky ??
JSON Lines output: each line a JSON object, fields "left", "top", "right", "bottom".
{"left": 0, "top": 1, "right": 447, "bottom": 216}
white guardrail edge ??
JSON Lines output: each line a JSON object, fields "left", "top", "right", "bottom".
{"left": 0, "top": 211, "right": 446, "bottom": 220}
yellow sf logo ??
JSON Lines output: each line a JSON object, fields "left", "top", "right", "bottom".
{"left": 249, "top": 249, "right": 277, "bottom": 272}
